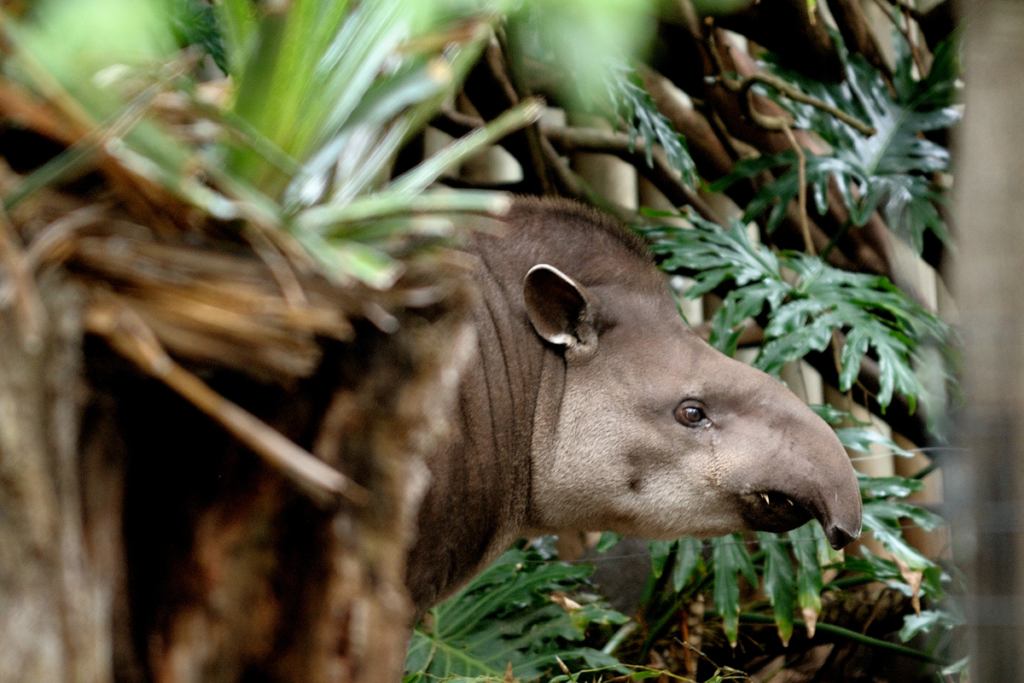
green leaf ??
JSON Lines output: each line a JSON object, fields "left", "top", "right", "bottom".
{"left": 639, "top": 216, "right": 949, "bottom": 410}
{"left": 710, "top": 279, "right": 791, "bottom": 356}
{"left": 898, "top": 609, "right": 959, "bottom": 642}
{"left": 858, "top": 473, "right": 924, "bottom": 499}
{"left": 835, "top": 427, "right": 914, "bottom": 457}
{"left": 861, "top": 499, "right": 944, "bottom": 570}
{"left": 838, "top": 546, "right": 946, "bottom": 601}
{"left": 638, "top": 215, "right": 783, "bottom": 297}
{"left": 215, "top": 0, "right": 258, "bottom": 77}
{"left": 384, "top": 99, "right": 543, "bottom": 198}
{"left": 225, "top": 0, "right": 495, "bottom": 203}
{"left": 601, "top": 63, "right": 697, "bottom": 185}
{"left": 169, "top": 0, "right": 228, "bottom": 72}
{"left": 757, "top": 532, "right": 795, "bottom": 645}
{"left": 719, "top": 36, "right": 960, "bottom": 254}
{"left": 296, "top": 189, "right": 511, "bottom": 233}
{"left": 712, "top": 534, "right": 756, "bottom": 645}
{"left": 407, "top": 544, "right": 628, "bottom": 681}
{"left": 649, "top": 540, "right": 675, "bottom": 579}
{"left": 893, "top": 28, "right": 962, "bottom": 111}
{"left": 787, "top": 523, "right": 823, "bottom": 617}
{"left": 808, "top": 403, "right": 868, "bottom": 426}
{"left": 673, "top": 537, "right": 703, "bottom": 592}
{"left": 941, "top": 656, "right": 969, "bottom": 678}
{"left": 294, "top": 232, "right": 403, "bottom": 289}
{"left": 595, "top": 532, "right": 623, "bottom": 553}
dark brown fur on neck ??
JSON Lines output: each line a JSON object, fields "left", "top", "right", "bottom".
{"left": 404, "top": 198, "right": 659, "bottom": 612}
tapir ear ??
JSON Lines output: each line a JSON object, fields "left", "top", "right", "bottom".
{"left": 523, "top": 264, "right": 598, "bottom": 351}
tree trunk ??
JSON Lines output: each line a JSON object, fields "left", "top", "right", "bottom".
{"left": 0, "top": 273, "right": 103, "bottom": 682}
{"left": 0, "top": 242, "right": 473, "bottom": 683}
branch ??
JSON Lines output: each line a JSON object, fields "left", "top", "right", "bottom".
{"left": 635, "top": 65, "right": 871, "bottom": 272}
{"left": 542, "top": 125, "right": 725, "bottom": 226}
{"left": 637, "top": 66, "right": 737, "bottom": 179}
{"left": 0, "top": 203, "right": 45, "bottom": 352}
{"left": 536, "top": 133, "right": 659, "bottom": 227}
{"left": 429, "top": 111, "right": 657, "bottom": 224}
{"left": 537, "top": 132, "right": 583, "bottom": 200}
{"left": 826, "top": 0, "right": 895, "bottom": 81}
{"left": 701, "top": 36, "right": 898, "bottom": 280}
{"left": 494, "top": 24, "right": 556, "bottom": 196}
{"left": 736, "top": 73, "right": 877, "bottom": 137}
{"left": 704, "top": 29, "right": 876, "bottom": 136}
{"left": 780, "top": 124, "right": 814, "bottom": 255}
{"left": 22, "top": 205, "right": 106, "bottom": 272}
{"left": 430, "top": 109, "right": 485, "bottom": 138}
{"left": 462, "top": 37, "right": 554, "bottom": 195}
{"left": 867, "top": 0, "right": 927, "bottom": 77}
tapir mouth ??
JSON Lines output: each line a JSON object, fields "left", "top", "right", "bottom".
{"left": 740, "top": 490, "right": 861, "bottom": 550}
{"left": 740, "top": 490, "right": 813, "bottom": 534}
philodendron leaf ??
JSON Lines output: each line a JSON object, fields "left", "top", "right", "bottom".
{"left": 858, "top": 473, "right": 924, "bottom": 499}
{"left": 601, "top": 62, "right": 697, "bottom": 186}
{"left": 714, "top": 31, "right": 961, "bottom": 254}
{"left": 897, "top": 601, "right": 962, "bottom": 649}
{"left": 673, "top": 537, "right": 704, "bottom": 592}
{"left": 712, "top": 534, "right": 757, "bottom": 646}
{"left": 808, "top": 403, "right": 870, "bottom": 426}
{"left": 639, "top": 215, "right": 950, "bottom": 411}
{"left": 640, "top": 217, "right": 782, "bottom": 298}
{"left": 407, "top": 543, "right": 628, "bottom": 682}
{"left": 757, "top": 532, "right": 795, "bottom": 646}
{"left": 835, "top": 427, "right": 915, "bottom": 458}
{"left": 650, "top": 540, "right": 676, "bottom": 579}
{"left": 788, "top": 522, "right": 823, "bottom": 636}
{"left": 862, "top": 499, "right": 944, "bottom": 571}
{"left": 596, "top": 532, "right": 623, "bottom": 553}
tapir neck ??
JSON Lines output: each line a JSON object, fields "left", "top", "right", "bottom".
{"left": 405, "top": 243, "right": 557, "bottom": 614}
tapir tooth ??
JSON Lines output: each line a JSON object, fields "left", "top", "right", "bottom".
{"left": 761, "top": 493, "right": 770, "bottom": 504}
{"left": 786, "top": 498, "right": 794, "bottom": 506}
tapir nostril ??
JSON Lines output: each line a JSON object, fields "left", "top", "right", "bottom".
{"left": 825, "top": 522, "right": 861, "bottom": 550}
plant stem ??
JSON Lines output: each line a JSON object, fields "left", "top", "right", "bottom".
{"left": 820, "top": 216, "right": 853, "bottom": 260}
{"left": 780, "top": 125, "right": 813, "bottom": 255}
{"left": 734, "top": 612, "right": 950, "bottom": 665}
{"left": 602, "top": 622, "right": 638, "bottom": 655}
{"left": 911, "top": 461, "right": 941, "bottom": 480}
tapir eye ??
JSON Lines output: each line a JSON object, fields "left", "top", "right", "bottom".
{"left": 675, "top": 402, "right": 707, "bottom": 427}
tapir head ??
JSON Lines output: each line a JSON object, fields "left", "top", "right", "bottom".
{"left": 522, "top": 264, "right": 862, "bottom": 550}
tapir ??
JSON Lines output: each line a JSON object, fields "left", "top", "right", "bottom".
{"left": 405, "top": 197, "right": 862, "bottom": 613}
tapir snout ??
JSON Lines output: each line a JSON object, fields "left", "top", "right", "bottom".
{"left": 712, "top": 360, "right": 863, "bottom": 549}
